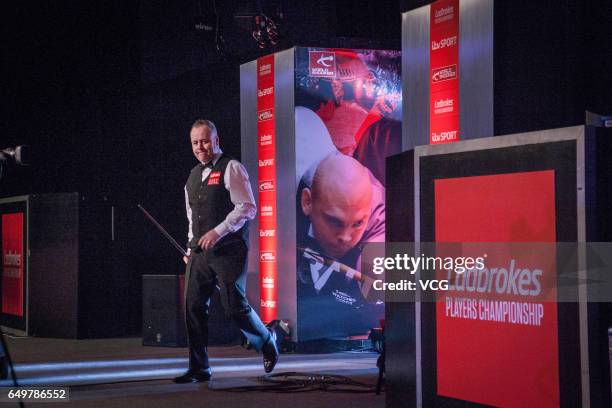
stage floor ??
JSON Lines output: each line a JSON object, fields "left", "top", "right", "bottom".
{"left": 1, "top": 336, "right": 383, "bottom": 408}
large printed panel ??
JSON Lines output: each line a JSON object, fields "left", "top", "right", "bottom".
{"left": 435, "top": 171, "right": 559, "bottom": 407}
{"left": 257, "top": 55, "right": 277, "bottom": 323}
{"left": 294, "top": 47, "right": 401, "bottom": 340}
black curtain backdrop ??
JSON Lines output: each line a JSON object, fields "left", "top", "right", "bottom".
{"left": 2, "top": 0, "right": 610, "bottom": 335}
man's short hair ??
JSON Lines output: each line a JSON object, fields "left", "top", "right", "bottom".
{"left": 191, "top": 119, "right": 218, "bottom": 137}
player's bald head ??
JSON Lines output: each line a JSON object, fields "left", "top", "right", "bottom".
{"left": 311, "top": 154, "right": 372, "bottom": 203}
{"left": 302, "top": 153, "right": 373, "bottom": 259}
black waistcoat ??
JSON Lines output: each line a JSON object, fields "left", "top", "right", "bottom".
{"left": 185, "top": 154, "right": 249, "bottom": 248}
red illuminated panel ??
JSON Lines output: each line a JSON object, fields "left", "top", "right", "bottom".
{"left": 2, "top": 213, "right": 24, "bottom": 317}
{"left": 257, "top": 54, "right": 277, "bottom": 323}
{"left": 434, "top": 170, "right": 559, "bottom": 407}
{"left": 430, "top": 0, "right": 459, "bottom": 144}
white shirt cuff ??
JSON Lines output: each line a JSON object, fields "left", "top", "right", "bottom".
{"left": 214, "top": 222, "right": 230, "bottom": 239}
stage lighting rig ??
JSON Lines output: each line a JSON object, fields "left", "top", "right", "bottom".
{"left": 252, "top": 14, "right": 279, "bottom": 49}
{"left": 233, "top": 0, "right": 283, "bottom": 50}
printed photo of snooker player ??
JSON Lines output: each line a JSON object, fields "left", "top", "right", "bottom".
{"left": 294, "top": 48, "right": 401, "bottom": 340}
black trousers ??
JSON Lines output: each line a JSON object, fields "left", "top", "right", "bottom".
{"left": 185, "top": 240, "right": 270, "bottom": 371}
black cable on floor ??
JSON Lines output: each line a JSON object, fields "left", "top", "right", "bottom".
{"left": 216, "top": 371, "right": 380, "bottom": 394}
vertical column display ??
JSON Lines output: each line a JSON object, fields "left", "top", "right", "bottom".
{"left": 294, "top": 47, "right": 401, "bottom": 340}
{"left": 430, "top": 0, "right": 460, "bottom": 144}
{"left": 257, "top": 55, "right": 277, "bottom": 323}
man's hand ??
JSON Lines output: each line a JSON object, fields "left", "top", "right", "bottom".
{"left": 183, "top": 256, "right": 190, "bottom": 264}
{"left": 198, "top": 229, "right": 220, "bottom": 250}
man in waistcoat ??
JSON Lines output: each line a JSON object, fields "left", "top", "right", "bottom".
{"left": 174, "top": 119, "right": 279, "bottom": 383}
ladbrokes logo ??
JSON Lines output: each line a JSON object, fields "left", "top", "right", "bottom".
{"left": 261, "top": 205, "right": 274, "bottom": 217}
{"left": 433, "top": 5, "right": 455, "bottom": 24}
{"left": 207, "top": 171, "right": 221, "bottom": 185}
{"left": 258, "top": 109, "right": 274, "bottom": 122}
{"left": 432, "top": 65, "right": 457, "bottom": 82}
{"left": 260, "top": 251, "right": 276, "bottom": 262}
{"left": 258, "top": 86, "right": 273, "bottom": 97}
{"left": 259, "top": 63, "right": 272, "bottom": 77}
{"left": 434, "top": 98, "right": 455, "bottom": 115}
{"left": 259, "top": 180, "right": 275, "bottom": 192}
{"left": 259, "top": 133, "right": 273, "bottom": 147}
{"left": 3, "top": 250, "right": 21, "bottom": 267}
{"left": 259, "top": 158, "right": 274, "bottom": 167}
{"left": 309, "top": 51, "right": 336, "bottom": 78}
{"left": 431, "top": 35, "right": 457, "bottom": 51}
{"left": 262, "top": 277, "right": 275, "bottom": 289}
{"left": 446, "top": 259, "right": 543, "bottom": 297}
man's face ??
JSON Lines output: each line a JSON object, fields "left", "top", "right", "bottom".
{"left": 354, "top": 77, "right": 377, "bottom": 110}
{"left": 190, "top": 125, "right": 219, "bottom": 164}
{"left": 302, "top": 187, "right": 371, "bottom": 259}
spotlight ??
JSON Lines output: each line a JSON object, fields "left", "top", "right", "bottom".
{"left": 0, "top": 145, "right": 29, "bottom": 183}
{"left": 0, "top": 145, "right": 29, "bottom": 166}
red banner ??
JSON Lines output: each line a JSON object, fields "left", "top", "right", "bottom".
{"left": 430, "top": 0, "right": 459, "bottom": 144}
{"left": 435, "top": 170, "right": 559, "bottom": 407}
{"left": 257, "top": 54, "right": 277, "bottom": 323}
{"left": 2, "top": 213, "right": 24, "bottom": 317}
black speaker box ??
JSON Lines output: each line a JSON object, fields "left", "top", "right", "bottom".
{"left": 142, "top": 273, "right": 241, "bottom": 347}
{"left": 142, "top": 274, "right": 186, "bottom": 347}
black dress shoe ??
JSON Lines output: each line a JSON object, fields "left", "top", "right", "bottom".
{"left": 262, "top": 329, "right": 279, "bottom": 373}
{"left": 173, "top": 369, "right": 212, "bottom": 383}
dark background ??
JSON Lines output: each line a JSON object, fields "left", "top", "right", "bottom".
{"left": 2, "top": 0, "right": 610, "bottom": 334}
